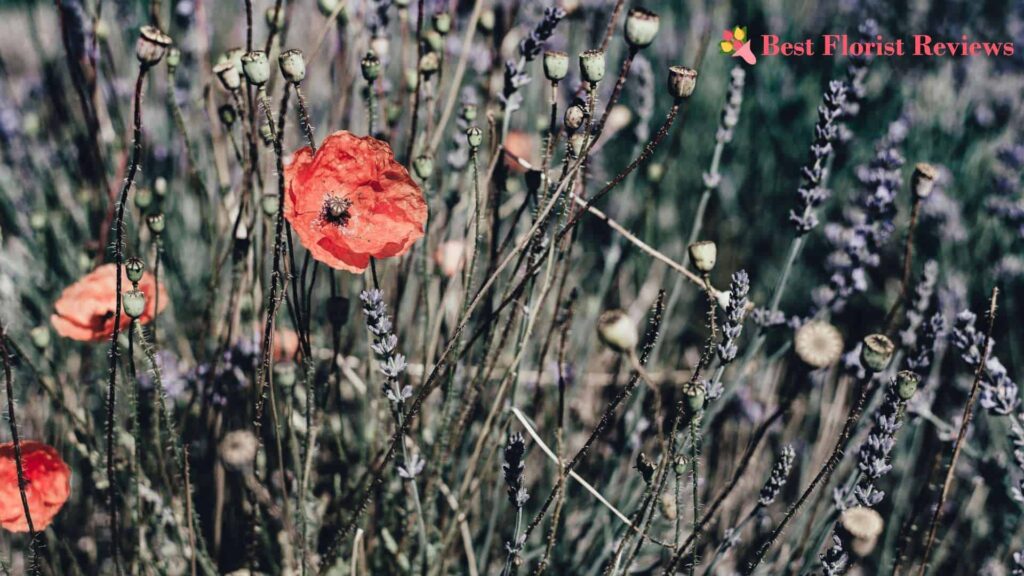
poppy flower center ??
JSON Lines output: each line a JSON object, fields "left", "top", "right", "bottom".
{"left": 321, "top": 195, "right": 353, "bottom": 227}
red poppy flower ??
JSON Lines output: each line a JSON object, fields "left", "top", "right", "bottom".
{"left": 284, "top": 131, "right": 428, "bottom": 273}
{"left": 51, "top": 263, "right": 168, "bottom": 342}
{"left": 0, "top": 441, "right": 72, "bottom": 532}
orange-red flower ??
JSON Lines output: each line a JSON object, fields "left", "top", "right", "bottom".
{"left": 0, "top": 441, "right": 71, "bottom": 532}
{"left": 284, "top": 131, "right": 428, "bottom": 273}
{"left": 51, "top": 264, "right": 167, "bottom": 342}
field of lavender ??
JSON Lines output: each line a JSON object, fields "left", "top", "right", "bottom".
{"left": 0, "top": 0, "right": 1022, "bottom": 574}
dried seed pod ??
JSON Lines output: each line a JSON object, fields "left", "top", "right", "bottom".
{"left": 125, "top": 257, "right": 145, "bottom": 284}
{"left": 213, "top": 60, "right": 242, "bottom": 91}
{"left": 564, "top": 104, "right": 587, "bottom": 132}
{"left": 860, "top": 334, "right": 895, "bottom": 373}
{"left": 136, "top": 26, "right": 172, "bottom": 67}
{"left": 668, "top": 66, "right": 698, "bottom": 99}
{"left": 278, "top": 49, "right": 306, "bottom": 84}
{"left": 241, "top": 50, "right": 271, "bottom": 86}
{"left": 597, "top": 309, "right": 638, "bottom": 353}
{"left": 794, "top": 321, "right": 844, "bottom": 369}
{"left": 122, "top": 289, "right": 147, "bottom": 319}
{"left": 912, "top": 162, "right": 938, "bottom": 199}
{"left": 688, "top": 240, "right": 717, "bottom": 273}
{"left": 896, "top": 370, "right": 920, "bottom": 400}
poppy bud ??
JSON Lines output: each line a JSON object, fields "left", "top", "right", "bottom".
{"left": 422, "top": 29, "right": 444, "bottom": 53}
{"left": 673, "top": 455, "right": 688, "bottom": 475}
{"left": 896, "top": 370, "right": 920, "bottom": 401}
{"left": 134, "top": 188, "right": 153, "bottom": 210}
{"left": 278, "top": 49, "right": 306, "bottom": 84}
{"left": 688, "top": 240, "right": 717, "bottom": 273}
{"left": 327, "top": 295, "right": 350, "bottom": 327}
{"left": 166, "top": 47, "right": 182, "bottom": 71}
{"left": 597, "top": 309, "right": 638, "bottom": 353}
{"left": 860, "top": 334, "right": 895, "bottom": 373}
{"left": 241, "top": 50, "right": 271, "bottom": 86}
{"left": 682, "top": 380, "right": 706, "bottom": 415}
{"left": 213, "top": 60, "right": 242, "bottom": 92}
{"left": 479, "top": 9, "right": 496, "bottom": 33}
{"left": 567, "top": 132, "right": 587, "bottom": 158}
{"left": 668, "top": 66, "right": 698, "bottom": 99}
{"left": 414, "top": 155, "right": 435, "bottom": 180}
{"left": 564, "top": 104, "right": 586, "bottom": 132}
{"left": 123, "top": 289, "right": 147, "bottom": 319}
{"left": 466, "top": 126, "right": 483, "bottom": 148}
{"left": 146, "top": 213, "right": 166, "bottom": 234}
{"left": 265, "top": 6, "right": 285, "bottom": 30}
{"left": 136, "top": 26, "right": 172, "bottom": 67}
{"left": 460, "top": 103, "right": 478, "bottom": 122}
{"left": 261, "top": 193, "right": 280, "bottom": 217}
{"left": 125, "top": 257, "right": 145, "bottom": 284}
{"left": 419, "top": 51, "right": 440, "bottom": 76}
{"left": 579, "top": 50, "right": 606, "bottom": 83}
{"left": 30, "top": 326, "right": 50, "bottom": 351}
{"left": 361, "top": 51, "right": 381, "bottom": 81}
{"left": 624, "top": 8, "right": 660, "bottom": 49}
{"left": 433, "top": 12, "right": 452, "bottom": 35}
{"left": 912, "top": 163, "right": 938, "bottom": 199}
{"left": 543, "top": 51, "right": 569, "bottom": 82}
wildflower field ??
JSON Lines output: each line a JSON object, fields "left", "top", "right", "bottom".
{"left": 0, "top": 0, "right": 1022, "bottom": 574}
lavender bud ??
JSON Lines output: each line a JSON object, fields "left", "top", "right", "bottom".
{"left": 758, "top": 444, "right": 795, "bottom": 506}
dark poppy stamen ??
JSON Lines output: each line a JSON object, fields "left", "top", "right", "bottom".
{"left": 322, "top": 195, "right": 353, "bottom": 227}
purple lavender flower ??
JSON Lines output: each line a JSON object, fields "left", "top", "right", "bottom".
{"left": 360, "top": 289, "right": 411, "bottom": 405}
{"left": 789, "top": 81, "right": 847, "bottom": 235}
{"left": 951, "top": 310, "right": 1020, "bottom": 415}
{"left": 718, "top": 270, "right": 750, "bottom": 364}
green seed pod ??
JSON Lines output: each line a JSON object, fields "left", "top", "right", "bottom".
{"left": 29, "top": 211, "right": 46, "bottom": 231}
{"left": 136, "top": 26, "right": 172, "bottom": 67}
{"left": 688, "top": 240, "right": 717, "bottom": 273}
{"left": 460, "top": 103, "right": 478, "bottom": 123}
{"left": 668, "top": 66, "right": 698, "bottom": 99}
{"left": 422, "top": 29, "right": 444, "bottom": 53}
{"left": 543, "top": 51, "right": 569, "bottom": 82}
{"left": 361, "top": 51, "right": 381, "bottom": 82}
{"left": 596, "top": 309, "right": 638, "bottom": 353}
{"left": 673, "top": 455, "right": 688, "bottom": 475}
{"left": 419, "top": 51, "right": 440, "bottom": 76}
{"left": 29, "top": 326, "right": 50, "bottom": 351}
{"left": 466, "top": 126, "right": 483, "bottom": 148}
{"left": 317, "top": 0, "right": 342, "bottom": 16}
{"left": 265, "top": 6, "right": 285, "bottom": 30}
{"left": 432, "top": 12, "right": 452, "bottom": 35}
{"left": 624, "top": 8, "right": 660, "bottom": 49}
{"left": 213, "top": 60, "right": 242, "bottom": 92}
{"left": 579, "top": 50, "right": 606, "bottom": 83}
{"left": 146, "top": 213, "right": 166, "bottom": 234}
{"left": 165, "top": 47, "right": 182, "bottom": 71}
{"left": 896, "top": 370, "right": 920, "bottom": 401}
{"left": 134, "top": 187, "right": 154, "bottom": 210}
{"left": 860, "top": 334, "right": 895, "bottom": 373}
{"left": 261, "top": 193, "right": 280, "bottom": 217}
{"left": 414, "top": 155, "right": 435, "bottom": 180}
{"left": 241, "top": 50, "right": 271, "bottom": 86}
{"left": 218, "top": 104, "right": 237, "bottom": 127}
{"left": 123, "top": 289, "right": 147, "bottom": 319}
{"left": 278, "top": 49, "right": 306, "bottom": 84}
{"left": 125, "top": 257, "right": 145, "bottom": 284}
{"left": 682, "top": 380, "right": 706, "bottom": 415}
{"left": 394, "top": 0, "right": 410, "bottom": 8}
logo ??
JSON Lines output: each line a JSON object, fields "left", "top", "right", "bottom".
{"left": 721, "top": 26, "right": 757, "bottom": 65}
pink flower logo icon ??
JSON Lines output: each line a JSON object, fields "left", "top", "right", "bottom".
{"left": 721, "top": 26, "right": 757, "bottom": 65}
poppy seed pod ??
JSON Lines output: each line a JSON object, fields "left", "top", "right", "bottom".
{"left": 624, "top": 8, "right": 660, "bottom": 49}
{"left": 466, "top": 126, "right": 483, "bottom": 148}
{"left": 912, "top": 163, "right": 938, "bottom": 199}
{"left": 414, "top": 154, "right": 435, "bottom": 180}
{"left": 241, "top": 51, "right": 271, "bottom": 86}
{"left": 860, "top": 334, "right": 895, "bottom": 373}
{"left": 794, "top": 321, "right": 844, "bottom": 369}
{"left": 146, "top": 213, "right": 166, "bottom": 234}
{"left": 564, "top": 104, "right": 586, "bottom": 132}
{"left": 668, "top": 66, "right": 698, "bottom": 99}
{"left": 265, "top": 6, "right": 285, "bottom": 30}
{"left": 404, "top": 69, "right": 419, "bottom": 93}
{"left": 361, "top": 51, "right": 381, "bottom": 82}
{"left": 166, "top": 47, "right": 182, "bottom": 71}
{"left": 125, "top": 257, "right": 145, "bottom": 284}
{"left": 683, "top": 380, "right": 706, "bottom": 414}
{"left": 579, "top": 50, "right": 606, "bottom": 83}
{"left": 896, "top": 370, "right": 920, "bottom": 401}
{"left": 419, "top": 51, "right": 441, "bottom": 76}
{"left": 422, "top": 29, "right": 444, "bottom": 53}
{"left": 460, "top": 103, "right": 478, "bottom": 122}
{"left": 29, "top": 326, "right": 50, "bottom": 351}
{"left": 261, "top": 193, "right": 280, "bottom": 217}
{"left": 274, "top": 362, "right": 297, "bottom": 388}
{"left": 278, "top": 49, "right": 306, "bottom": 84}
{"left": 543, "top": 51, "right": 569, "bottom": 82}
{"left": 213, "top": 60, "right": 242, "bottom": 92}
{"left": 838, "top": 507, "right": 884, "bottom": 557}
{"left": 597, "top": 309, "right": 638, "bottom": 353}
{"left": 394, "top": 0, "right": 410, "bottom": 8}
{"left": 688, "top": 240, "right": 717, "bottom": 273}
{"left": 432, "top": 12, "right": 452, "bottom": 35}
{"left": 136, "top": 26, "right": 172, "bottom": 67}
{"left": 123, "top": 289, "right": 147, "bottom": 319}
{"left": 259, "top": 123, "right": 274, "bottom": 145}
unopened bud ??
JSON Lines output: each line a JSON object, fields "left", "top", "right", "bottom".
{"left": 414, "top": 155, "right": 434, "bottom": 179}
{"left": 912, "top": 163, "right": 938, "bottom": 199}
